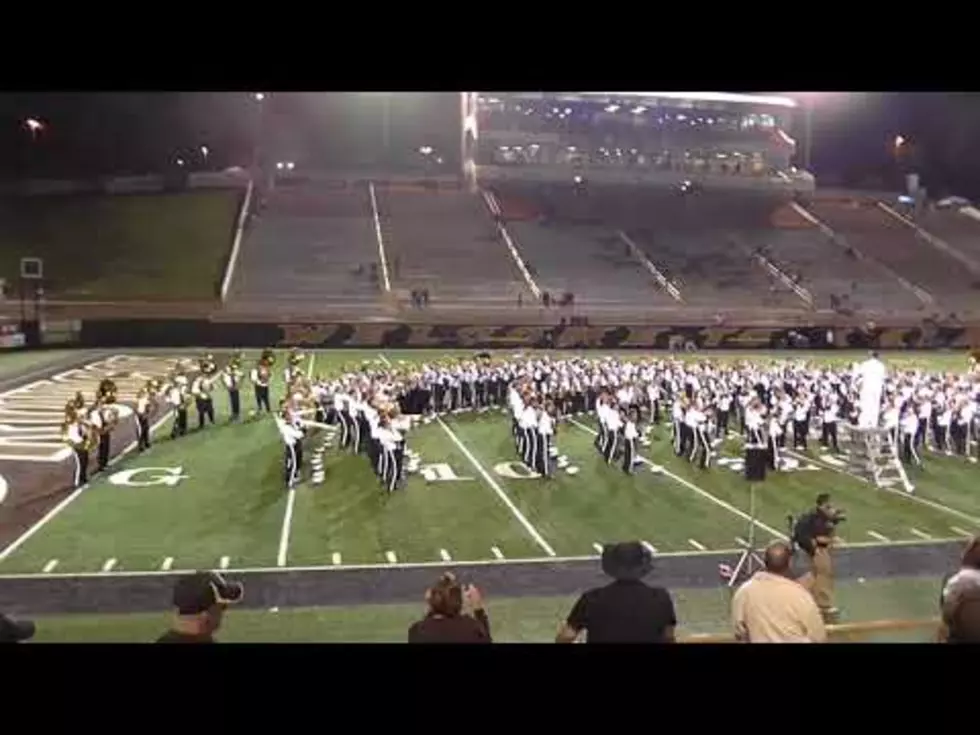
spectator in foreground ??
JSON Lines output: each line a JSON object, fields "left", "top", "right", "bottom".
{"left": 557, "top": 541, "right": 676, "bottom": 643}
{"left": 156, "top": 571, "right": 244, "bottom": 643}
{"left": 408, "top": 572, "right": 491, "bottom": 643}
{"left": 938, "top": 536, "right": 980, "bottom": 641}
{"left": 945, "top": 586, "right": 980, "bottom": 643}
{"left": 731, "top": 541, "right": 827, "bottom": 643}
{"left": 0, "top": 613, "right": 35, "bottom": 644}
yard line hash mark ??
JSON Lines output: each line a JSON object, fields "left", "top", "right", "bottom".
{"left": 592, "top": 543, "right": 604, "bottom": 554}
{"left": 102, "top": 558, "right": 117, "bottom": 572}
{"left": 688, "top": 539, "right": 707, "bottom": 551}
{"left": 867, "top": 531, "right": 891, "bottom": 542}
{"left": 385, "top": 551, "right": 398, "bottom": 564}
{"left": 219, "top": 556, "right": 230, "bottom": 570}
{"left": 951, "top": 526, "right": 974, "bottom": 538}
{"left": 568, "top": 418, "right": 787, "bottom": 540}
{"left": 332, "top": 553, "right": 342, "bottom": 566}
{"left": 491, "top": 546, "right": 504, "bottom": 560}
{"left": 436, "top": 415, "right": 557, "bottom": 556}
{"left": 0, "top": 405, "right": 173, "bottom": 562}
{"left": 161, "top": 557, "right": 174, "bottom": 571}
{"left": 42, "top": 559, "right": 58, "bottom": 573}
{"left": 439, "top": 549, "right": 452, "bottom": 562}
{"left": 909, "top": 528, "right": 932, "bottom": 540}
{"left": 641, "top": 541, "right": 658, "bottom": 554}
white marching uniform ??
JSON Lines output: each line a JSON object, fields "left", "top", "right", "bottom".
{"left": 622, "top": 417, "right": 639, "bottom": 474}
{"left": 538, "top": 411, "right": 555, "bottom": 477}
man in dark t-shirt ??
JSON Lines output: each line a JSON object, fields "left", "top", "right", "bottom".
{"left": 557, "top": 541, "right": 677, "bottom": 643}
{"left": 156, "top": 571, "right": 244, "bottom": 643}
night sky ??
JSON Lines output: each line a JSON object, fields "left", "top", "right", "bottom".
{"left": 0, "top": 92, "right": 976, "bottom": 198}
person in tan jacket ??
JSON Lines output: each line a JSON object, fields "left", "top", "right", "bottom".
{"left": 731, "top": 541, "right": 827, "bottom": 643}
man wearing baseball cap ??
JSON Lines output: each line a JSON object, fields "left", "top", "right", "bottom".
{"left": 156, "top": 571, "right": 244, "bottom": 643}
{"left": 0, "top": 613, "right": 36, "bottom": 644}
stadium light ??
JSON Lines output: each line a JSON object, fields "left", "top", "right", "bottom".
{"left": 254, "top": 92, "right": 266, "bottom": 101}
{"left": 23, "top": 118, "right": 45, "bottom": 141}
{"left": 894, "top": 135, "right": 906, "bottom": 148}
{"left": 200, "top": 145, "right": 209, "bottom": 158}
{"left": 276, "top": 161, "right": 284, "bottom": 170}
{"left": 176, "top": 158, "right": 185, "bottom": 167}
{"left": 286, "top": 161, "right": 295, "bottom": 170}
{"left": 419, "top": 146, "right": 433, "bottom": 156}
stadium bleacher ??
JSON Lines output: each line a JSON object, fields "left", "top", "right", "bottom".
{"left": 229, "top": 184, "right": 382, "bottom": 307}
{"left": 916, "top": 208, "right": 980, "bottom": 266}
{"left": 745, "top": 204, "right": 923, "bottom": 314}
{"left": 376, "top": 188, "right": 529, "bottom": 307}
{"left": 806, "top": 198, "right": 980, "bottom": 314}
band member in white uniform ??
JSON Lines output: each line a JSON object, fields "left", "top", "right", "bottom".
{"left": 672, "top": 398, "right": 686, "bottom": 455}
{"left": 603, "top": 403, "right": 623, "bottom": 464}
{"left": 251, "top": 359, "right": 272, "bottom": 414}
{"left": 792, "top": 397, "right": 810, "bottom": 450}
{"left": 135, "top": 381, "right": 156, "bottom": 452}
{"left": 622, "top": 409, "right": 639, "bottom": 474}
{"left": 687, "top": 402, "right": 710, "bottom": 469}
{"left": 766, "top": 413, "right": 782, "bottom": 471}
{"left": 520, "top": 399, "right": 539, "bottom": 468}
{"left": 63, "top": 409, "right": 91, "bottom": 489}
{"left": 537, "top": 404, "right": 555, "bottom": 478}
{"left": 821, "top": 399, "right": 840, "bottom": 453}
{"left": 899, "top": 408, "right": 921, "bottom": 467}
{"left": 855, "top": 351, "right": 886, "bottom": 429}
{"left": 223, "top": 356, "right": 245, "bottom": 422}
{"left": 276, "top": 400, "right": 305, "bottom": 489}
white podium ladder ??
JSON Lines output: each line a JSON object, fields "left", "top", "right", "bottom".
{"left": 845, "top": 426, "right": 914, "bottom": 493}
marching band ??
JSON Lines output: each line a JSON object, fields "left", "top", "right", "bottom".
{"left": 60, "top": 349, "right": 980, "bottom": 493}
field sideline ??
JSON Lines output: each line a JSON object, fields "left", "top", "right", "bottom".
{"left": 0, "top": 347, "right": 976, "bottom": 596}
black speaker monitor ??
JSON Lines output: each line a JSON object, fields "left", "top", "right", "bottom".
{"left": 745, "top": 446, "right": 768, "bottom": 482}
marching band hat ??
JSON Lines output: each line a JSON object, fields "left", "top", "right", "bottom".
{"left": 173, "top": 571, "right": 244, "bottom": 615}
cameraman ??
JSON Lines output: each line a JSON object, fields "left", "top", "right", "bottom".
{"left": 793, "top": 493, "right": 843, "bottom": 621}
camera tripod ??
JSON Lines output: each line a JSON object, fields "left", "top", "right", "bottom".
{"left": 726, "top": 480, "right": 766, "bottom": 589}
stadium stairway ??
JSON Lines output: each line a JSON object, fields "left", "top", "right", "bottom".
{"left": 749, "top": 203, "right": 923, "bottom": 314}
{"left": 227, "top": 185, "right": 384, "bottom": 310}
{"left": 909, "top": 206, "right": 980, "bottom": 271}
{"left": 603, "top": 191, "right": 806, "bottom": 310}
{"left": 373, "top": 187, "right": 531, "bottom": 308}
{"left": 804, "top": 198, "right": 980, "bottom": 315}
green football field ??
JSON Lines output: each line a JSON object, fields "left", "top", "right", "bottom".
{"left": 0, "top": 348, "right": 977, "bottom": 576}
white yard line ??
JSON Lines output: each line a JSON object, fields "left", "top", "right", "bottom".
{"left": 436, "top": 415, "right": 557, "bottom": 557}
{"left": 568, "top": 417, "right": 787, "bottom": 540}
{"left": 785, "top": 447, "right": 980, "bottom": 527}
{"left": 219, "top": 556, "right": 231, "bottom": 570}
{"left": 385, "top": 551, "right": 398, "bottom": 564}
{"left": 951, "top": 526, "right": 975, "bottom": 538}
{"left": 102, "top": 558, "right": 117, "bottom": 572}
{"left": 377, "top": 354, "right": 392, "bottom": 367}
{"left": 910, "top": 528, "right": 933, "bottom": 540}
{"left": 161, "top": 557, "right": 174, "bottom": 571}
{"left": 5, "top": 536, "right": 968, "bottom": 580}
{"left": 367, "top": 182, "right": 393, "bottom": 292}
{"left": 439, "top": 549, "right": 452, "bottom": 562}
{"left": 307, "top": 353, "right": 316, "bottom": 379}
{"left": 0, "top": 408, "right": 172, "bottom": 562}
{"left": 42, "top": 559, "right": 58, "bottom": 573}
{"left": 332, "top": 553, "right": 342, "bottom": 566}
{"left": 867, "top": 530, "right": 891, "bottom": 542}
{"left": 688, "top": 539, "right": 707, "bottom": 551}
{"left": 276, "top": 487, "right": 297, "bottom": 567}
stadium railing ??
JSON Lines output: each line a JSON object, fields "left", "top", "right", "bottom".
{"left": 682, "top": 617, "right": 940, "bottom": 643}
